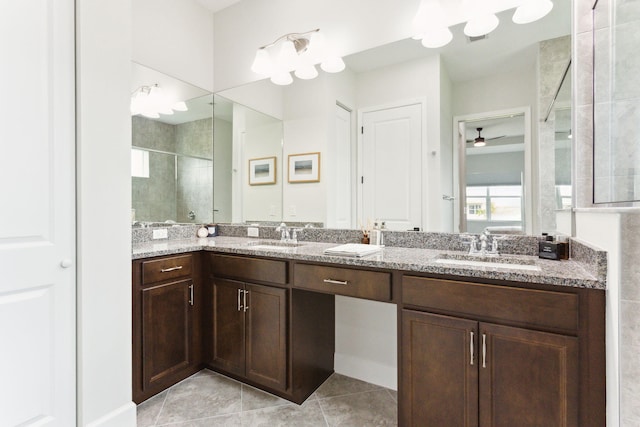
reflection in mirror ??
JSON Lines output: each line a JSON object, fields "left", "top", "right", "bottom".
{"left": 131, "top": 63, "right": 213, "bottom": 224}
{"left": 460, "top": 114, "right": 526, "bottom": 234}
{"left": 552, "top": 63, "right": 572, "bottom": 216}
{"left": 211, "top": 2, "right": 572, "bottom": 235}
{"left": 213, "top": 94, "right": 284, "bottom": 224}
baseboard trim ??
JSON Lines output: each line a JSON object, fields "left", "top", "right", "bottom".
{"left": 334, "top": 352, "right": 397, "bottom": 390}
{"left": 85, "top": 401, "right": 137, "bottom": 427}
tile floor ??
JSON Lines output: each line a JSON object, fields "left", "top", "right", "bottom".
{"left": 137, "top": 369, "right": 398, "bottom": 426}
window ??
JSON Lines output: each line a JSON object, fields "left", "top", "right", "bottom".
{"left": 131, "top": 148, "right": 149, "bottom": 178}
{"left": 466, "top": 185, "right": 522, "bottom": 222}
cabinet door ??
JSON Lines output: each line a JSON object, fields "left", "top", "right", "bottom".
{"left": 245, "top": 283, "right": 288, "bottom": 391}
{"left": 211, "top": 278, "right": 245, "bottom": 376}
{"left": 142, "top": 279, "right": 192, "bottom": 390}
{"left": 401, "top": 310, "right": 478, "bottom": 427}
{"left": 479, "top": 323, "right": 578, "bottom": 427}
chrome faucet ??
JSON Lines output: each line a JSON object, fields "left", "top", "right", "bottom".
{"left": 275, "top": 223, "right": 290, "bottom": 242}
{"left": 463, "top": 231, "right": 499, "bottom": 256}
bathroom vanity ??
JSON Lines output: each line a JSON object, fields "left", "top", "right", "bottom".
{"left": 132, "top": 234, "right": 605, "bottom": 426}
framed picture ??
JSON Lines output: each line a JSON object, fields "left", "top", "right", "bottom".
{"left": 288, "top": 152, "right": 321, "bottom": 183}
{"left": 248, "top": 156, "right": 276, "bottom": 185}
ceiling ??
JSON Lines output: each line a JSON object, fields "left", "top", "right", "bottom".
{"left": 196, "top": 0, "right": 241, "bottom": 13}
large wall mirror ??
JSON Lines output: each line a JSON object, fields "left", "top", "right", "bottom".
{"left": 212, "top": 0, "right": 573, "bottom": 235}
{"left": 131, "top": 63, "right": 214, "bottom": 224}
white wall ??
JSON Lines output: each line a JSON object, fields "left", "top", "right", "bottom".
{"left": 76, "top": 0, "right": 136, "bottom": 425}
{"left": 219, "top": 80, "right": 284, "bottom": 121}
{"left": 356, "top": 55, "right": 444, "bottom": 231}
{"left": 133, "top": 0, "right": 214, "bottom": 92}
{"left": 574, "top": 210, "right": 621, "bottom": 427}
{"left": 212, "top": 0, "right": 419, "bottom": 91}
{"left": 440, "top": 61, "right": 454, "bottom": 232}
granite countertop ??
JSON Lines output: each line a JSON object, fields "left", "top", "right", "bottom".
{"left": 132, "top": 236, "right": 605, "bottom": 290}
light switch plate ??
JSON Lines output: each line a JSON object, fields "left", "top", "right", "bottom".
{"left": 247, "top": 227, "right": 259, "bottom": 237}
{"left": 152, "top": 228, "right": 168, "bottom": 239}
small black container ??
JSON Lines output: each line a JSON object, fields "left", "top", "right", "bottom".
{"left": 538, "top": 240, "right": 568, "bottom": 260}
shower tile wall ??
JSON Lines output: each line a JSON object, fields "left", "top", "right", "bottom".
{"left": 132, "top": 117, "right": 177, "bottom": 222}
{"left": 620, "top": 213, "right": 640, "bottom": 426}
{"left": 537, "top": 35, "right": 571, "bottom": 232}
{"left": 132, "top": 116, "right": 213, "bottom": 223}
{"left": 575, "top": 1, "right": 640, "bottom": 425}
{"left": 176, "top": 118, "right": 214, "bottom": 223}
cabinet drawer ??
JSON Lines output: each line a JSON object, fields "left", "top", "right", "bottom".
{"left": 142, "top": 254, "right": 193, "bottom": 285}
{"left": 210, "top": 253, "right": 288, "bottom": 285}
{"left": 403, "top": 276, "right": 578, "bottom": 333}
{"left": 294, "top": 263, "right": 391, "bottom": 301}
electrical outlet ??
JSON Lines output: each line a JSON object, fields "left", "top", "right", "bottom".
{"left": 247, "top": 227, "right": 259, "bottom": 237}
{"left": 152, "top": 228, "right": 168, "bottom": 239}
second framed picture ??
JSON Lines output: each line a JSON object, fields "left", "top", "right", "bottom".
{"left": 288, "top": 152, "right": 320, "bottom": 183}
{"left": 248, "top": 156, "right": 277, "bottom": 185}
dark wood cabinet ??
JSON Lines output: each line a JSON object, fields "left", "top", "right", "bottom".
{"left": 400, "top": 275, "right": 602, "bottom": 427}
{"left": 210, "top": 277, "right": 288, "bottom": 392}
{"left": 141, "top": 279, "right": 193, "bottom": 390}
{"left": 132, "top": 253, "right": 203, "bottom": 403}
{"left": 401, "top": 310, "right": 578, "bottom": 427}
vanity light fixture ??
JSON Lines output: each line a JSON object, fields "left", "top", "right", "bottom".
{"left": 512, "top": 0, "right": 554, "bottom": 24}
{"left": 250, "top": 29, "right": 345, "bottom": 86}
{"left": 130, "top": 84, "right": 188, "bottom": 119}
{"left": 412, "top": 0, "right": 554, "bottom": 49}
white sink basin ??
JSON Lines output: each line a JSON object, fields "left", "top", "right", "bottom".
{"left": 246, "top": 240, "right": 304, "bottom": 251}
{"left": 435, "top": 254, "right": 541, "bottom": 271}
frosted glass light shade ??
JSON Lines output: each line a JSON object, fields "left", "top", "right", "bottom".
{"left": 308, "top": 31, "right": 326, "bottom": 63}
{"left": 411, "top": 0, "right": 448, "bottom": 40}
{"left": 172, "top": 101, "right": 188, "bottom": 111}
{"left": 464, "top": 13, "right": 499, "bottom": 37}
{"left": 421, "top": 26, "right": 453, "bottom": 48}
{"left": 278, "top": 40, "right": 299, "bottom": 71}
{"left": 473, "top": 140, "right": 486, "bottom": 147}
{"left": 270, "top": 70, "right": 293, "bottom": 85}
{"left": 321, "top": 56, "right": 345, "bottom": 73}
{"left": 295, "top": 63, "right": 318, "bottom": 80}
{"left": 513, "top": 0, "right": 553, "bottom": 24}
{"left": 251, "top": 49, "right": 272, "bottom": 75}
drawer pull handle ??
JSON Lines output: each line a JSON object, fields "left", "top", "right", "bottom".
{"left": 188, "top": 284, "right": 194, "bottom": 306}
{"left": 482, "top": 333, "right": 487, "bottom": 368}
{"left": 237, "top": 288, "right": 243, "bottom": 311}
{"left": 243, "top": 290, "right": 249, "bottom": 312}
{"left": 323, "top": 279, "right": 349, "bottom": 285}
{"left": 470, "top": 331, "right": 474, "bottom": 366}
{"left": 160, "top": 266, "right": 183, "bottom": 273}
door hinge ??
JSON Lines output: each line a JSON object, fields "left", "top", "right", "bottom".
{"left": 361, "top": 126, "right": 364, "bottom": 134}
{"left": 361, "top": 176, "right": 364, "bottom": 184}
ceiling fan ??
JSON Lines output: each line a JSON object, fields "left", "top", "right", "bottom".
{"left": 466, "top": 127, "right": 505, "bottom": 147}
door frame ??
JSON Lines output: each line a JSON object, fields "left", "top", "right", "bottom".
{"left": 452, "top": 106, "right": 533, "bottom": 235}
{"left": 357, "top": 98, "right": 427, "bottom": 230}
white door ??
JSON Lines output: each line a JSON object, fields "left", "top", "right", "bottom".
{"left": 361, "top": 103, "right": 423, "bottom": 231}
{"left": 328, "top": 104, "right": 353, "bottom": 228}
{"left": 0, "top": 1, "right": 76, "bottom": 426}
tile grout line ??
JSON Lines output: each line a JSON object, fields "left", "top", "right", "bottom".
{"left": 315, "top": 387, "right": 388, "bottom": 402}
{"left": 153, "top": 388, "right": 171, "bottom": 427}
{"left": 316, "top": 397, "right": 331, "bottom": 427}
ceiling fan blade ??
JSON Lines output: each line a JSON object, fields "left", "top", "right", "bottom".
{"left": 486, "top": 135, "right": 506, "bottom": 141}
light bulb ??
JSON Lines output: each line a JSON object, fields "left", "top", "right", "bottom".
{"left": 251, "top": 48, "right": 272, "bottom": 76}
{"left": 474, "top": 140, "right": 486, "bottom": 147}
{"left": 421, "top": 26, "right": 453, "bottom": 48}
{"left": 270, "top": 70, "right": 293, "bottom": 85}
{"left": 321, "top": 56, "right": 345, "bottom": 73}
{"left": 513, "top": 0, "right": 553, "bottom": 24}
{"left": 464, "top": 13, "right": 499, "bottom": 37}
